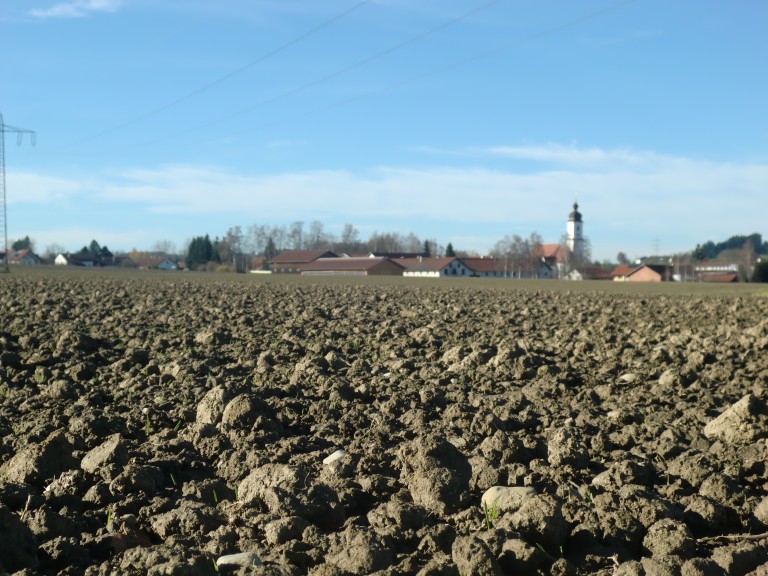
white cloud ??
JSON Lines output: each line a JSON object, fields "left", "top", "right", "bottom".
{"left": 6, "top": 171, "right": 87, "bottom": 204}
{"left": 485, "top": 143, "right": 657, "bottom": 168}
{"left": 8, "top": 144, "right": 768, "bottom": 261}
{"left": 22, "top": 227, "right": 144, "bottom": 254}
{"left": 30, "top": 0, "right": 122, "bottom": 19}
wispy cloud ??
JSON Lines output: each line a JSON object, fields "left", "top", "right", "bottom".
{"left": 8, "top": 144, "right": 768, "bottom": 259}
{"left": 485, "top": 143, "right": 657, "bottom": 168}
{"left": 30, "top": 0, "right": 122, "bottom": 19}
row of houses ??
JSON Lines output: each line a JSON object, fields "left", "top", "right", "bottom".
{"left": 610, "top": 263, "right": 738, "bottom": 283}
{"left": 267, "top": 250, "right": 741, "bottom": 282}
{"left": 3, "top": 246, "right": 741, "bottom": 283}
{"left": 269, "top": 250, "right": 503, "bottom": 277}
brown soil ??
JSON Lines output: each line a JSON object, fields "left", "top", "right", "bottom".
{"left": 1, "top": 272, "right": 768, "bottom": 575}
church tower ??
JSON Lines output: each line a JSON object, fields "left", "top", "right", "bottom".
{"left": 566, "top": 201, "right": 584, "bottom": 259}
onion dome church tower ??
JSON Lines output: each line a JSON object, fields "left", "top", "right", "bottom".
{"left": 566, "top": 202, "right": 584, "bottom": 259}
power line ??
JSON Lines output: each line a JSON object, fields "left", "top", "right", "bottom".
{"left": 136, "top": 0, "right": 638, "bottom": 150}
{"left": 283, "top": 0, "right": 639, "bottom": 124}
{"left": 51, "top": 0, "right": 373, "bottom": 150}
{"left": 130, "top": 0, "right": 506, "bottom": 150}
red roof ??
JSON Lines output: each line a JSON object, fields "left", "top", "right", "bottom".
{"left": 610, "top": 264, "right": 636, "bottom": 278}
{"left": 270, "top": 250, "right": 336, "bottom": 264}
{"left": 300, "top": 257, "right": 404, "bottom": 272}
{"left": 459, "top": 257, "right": 498, "bottom": 273}
{"left": 701, "top": 273, "right": 738, "bottom": 283}
{"left": 540, "top": 244, "right": 559, "bottom": 257}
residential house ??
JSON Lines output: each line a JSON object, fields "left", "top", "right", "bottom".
{"left": 626, "top": 264, "right": 674, "bottom": 282}
{"left": 157, "top": 259, "right": 179, "bottom": 271}
{"left": 610, "top": 264, "right": 636, "bottom": 281}
{"left": 540, "top": 244, "right": 568, "bottom": 278}
{"left": 55, "top": 252, "right": 96, "bottom": 267}
{"left": 300, "top": 257, "right": 404, "bottom": 276}
{"left": 269, "top": 250, "right": 337, "bottom": 274}
{"left": 7, "top": 248, "right": 41, "bottom": 265}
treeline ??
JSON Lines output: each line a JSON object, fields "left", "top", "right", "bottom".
{"left": 693, "top": 233, "right": 767, "bottom": 261}
{"left": 184, "top": 221, "right": 458, "bottom": 272}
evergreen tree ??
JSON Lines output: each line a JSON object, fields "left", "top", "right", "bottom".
{"left": 11, "top": 236, "right": 33, "bottom": 251}
{"left": 187, "top": 234, "right": 214, "bottom": 270}
{"left": 445, "top": 242, "right": 456, "bottom": 257}
{"left": 264, "top": 237, "right": 277, "bottom": 260}
{"left": 423, "top": 240, "right": 431, "bottom": 257}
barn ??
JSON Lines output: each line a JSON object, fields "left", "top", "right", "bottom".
{"left": 300, "top": 257, "right": 404, "bottom": 276}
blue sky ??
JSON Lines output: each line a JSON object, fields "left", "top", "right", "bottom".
{"left": 2, "top": 0, "right": 766, "bottom": 261}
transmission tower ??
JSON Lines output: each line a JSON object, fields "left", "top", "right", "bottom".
{"left": 0, "top": 113, "right": 36, "bottom": 273}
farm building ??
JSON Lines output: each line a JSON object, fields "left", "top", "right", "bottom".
{"left": 300, "top": 257, "right": 404, "bottom": 276}
{"left": 459, "top": 257, "right": 504, "bottom": 278}
{"left": 400, "top": 257, "right": 470, "bottom": 277}
{"left": 694, "top": 262, "right": 740, "bottom": 282}
{"left": 269, "top": 250, "right": 337, "bottom": 274}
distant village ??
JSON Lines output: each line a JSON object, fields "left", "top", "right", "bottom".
{"left": 3, "top": 203, "right": 766, "bottom": 282}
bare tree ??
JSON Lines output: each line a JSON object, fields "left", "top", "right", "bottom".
{"left": 403, "top": 232, "right": 422, "bottom": 254}
{"left": 528, "top": 232, "right": 543, "bottom": 277}
{"left": 368, "top": 231, "right": 410, "bottom": 253}
{"left": 741, "top": 239, "right": 756, "bottom": 282}
{"left": 288, "top": 221, "right": 305, "bottom": 250}
{"left": 43, "top": 242, "right": 66, "bottom": 261}
{"left": 491, "top": 233, "right": 543, "bottom": 278}
{"left": 152, "top": 239, "right": 177, "bottom": 256}
{"left": 246, "top": 224, "right": 266, "bottom": 256}
{"left": 306, "top": 220, "right": 334, "bottom": 250}
{"left": 559, "top": 234, "right": 591, "bottom": 275}
{"left": 221, "top": 226, "right": 248, "bottom": 272}
{"left": 335, "top": 223, "right": 367, "bottom": 255}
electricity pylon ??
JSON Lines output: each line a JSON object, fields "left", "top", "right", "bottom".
{"left": 0, "top": 113, "right": 36, "bottom": 272}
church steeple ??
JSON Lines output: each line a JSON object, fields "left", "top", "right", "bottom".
{"left": 566, "top": 201, "right": 584, "bottom": 258}
{"left": 569, "top": 202, "right": 582, "bottom": 223}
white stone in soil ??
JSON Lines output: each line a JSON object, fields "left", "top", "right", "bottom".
{"left": 619, "top": 373, "right": 638, "bottom": 383}
{"left": 323, "top": 449, "right": 346, "bottom": 465}
{"left": 216, "top": 552, "right": 262, "bottom": 567}
{"left": 448, "top": 436, "right": 467, "bottom": 449}
{"left": 481, "top": 486, "right": 537, "bottom": 514}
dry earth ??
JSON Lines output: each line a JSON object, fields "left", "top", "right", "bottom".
{"left": 1, "top": 271, "right": 768, "bottom": 576}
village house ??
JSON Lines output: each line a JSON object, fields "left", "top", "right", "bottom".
{"left": 626, "top": 264, "right": 674, "bottom": 282}
{"left": 610, "top": 264, "right": 635, "bottom": 281}
{"left": 55, "top": 252, "right": 96, "bottom": 267}
{"left": 157, "top": 259, "right": 179, "bottom": 271}
{"left": 6, "top": 248, "right": 41, "bottom": 265}
{"left": 540, "top": 244, "right": 566, "bottom": 278}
